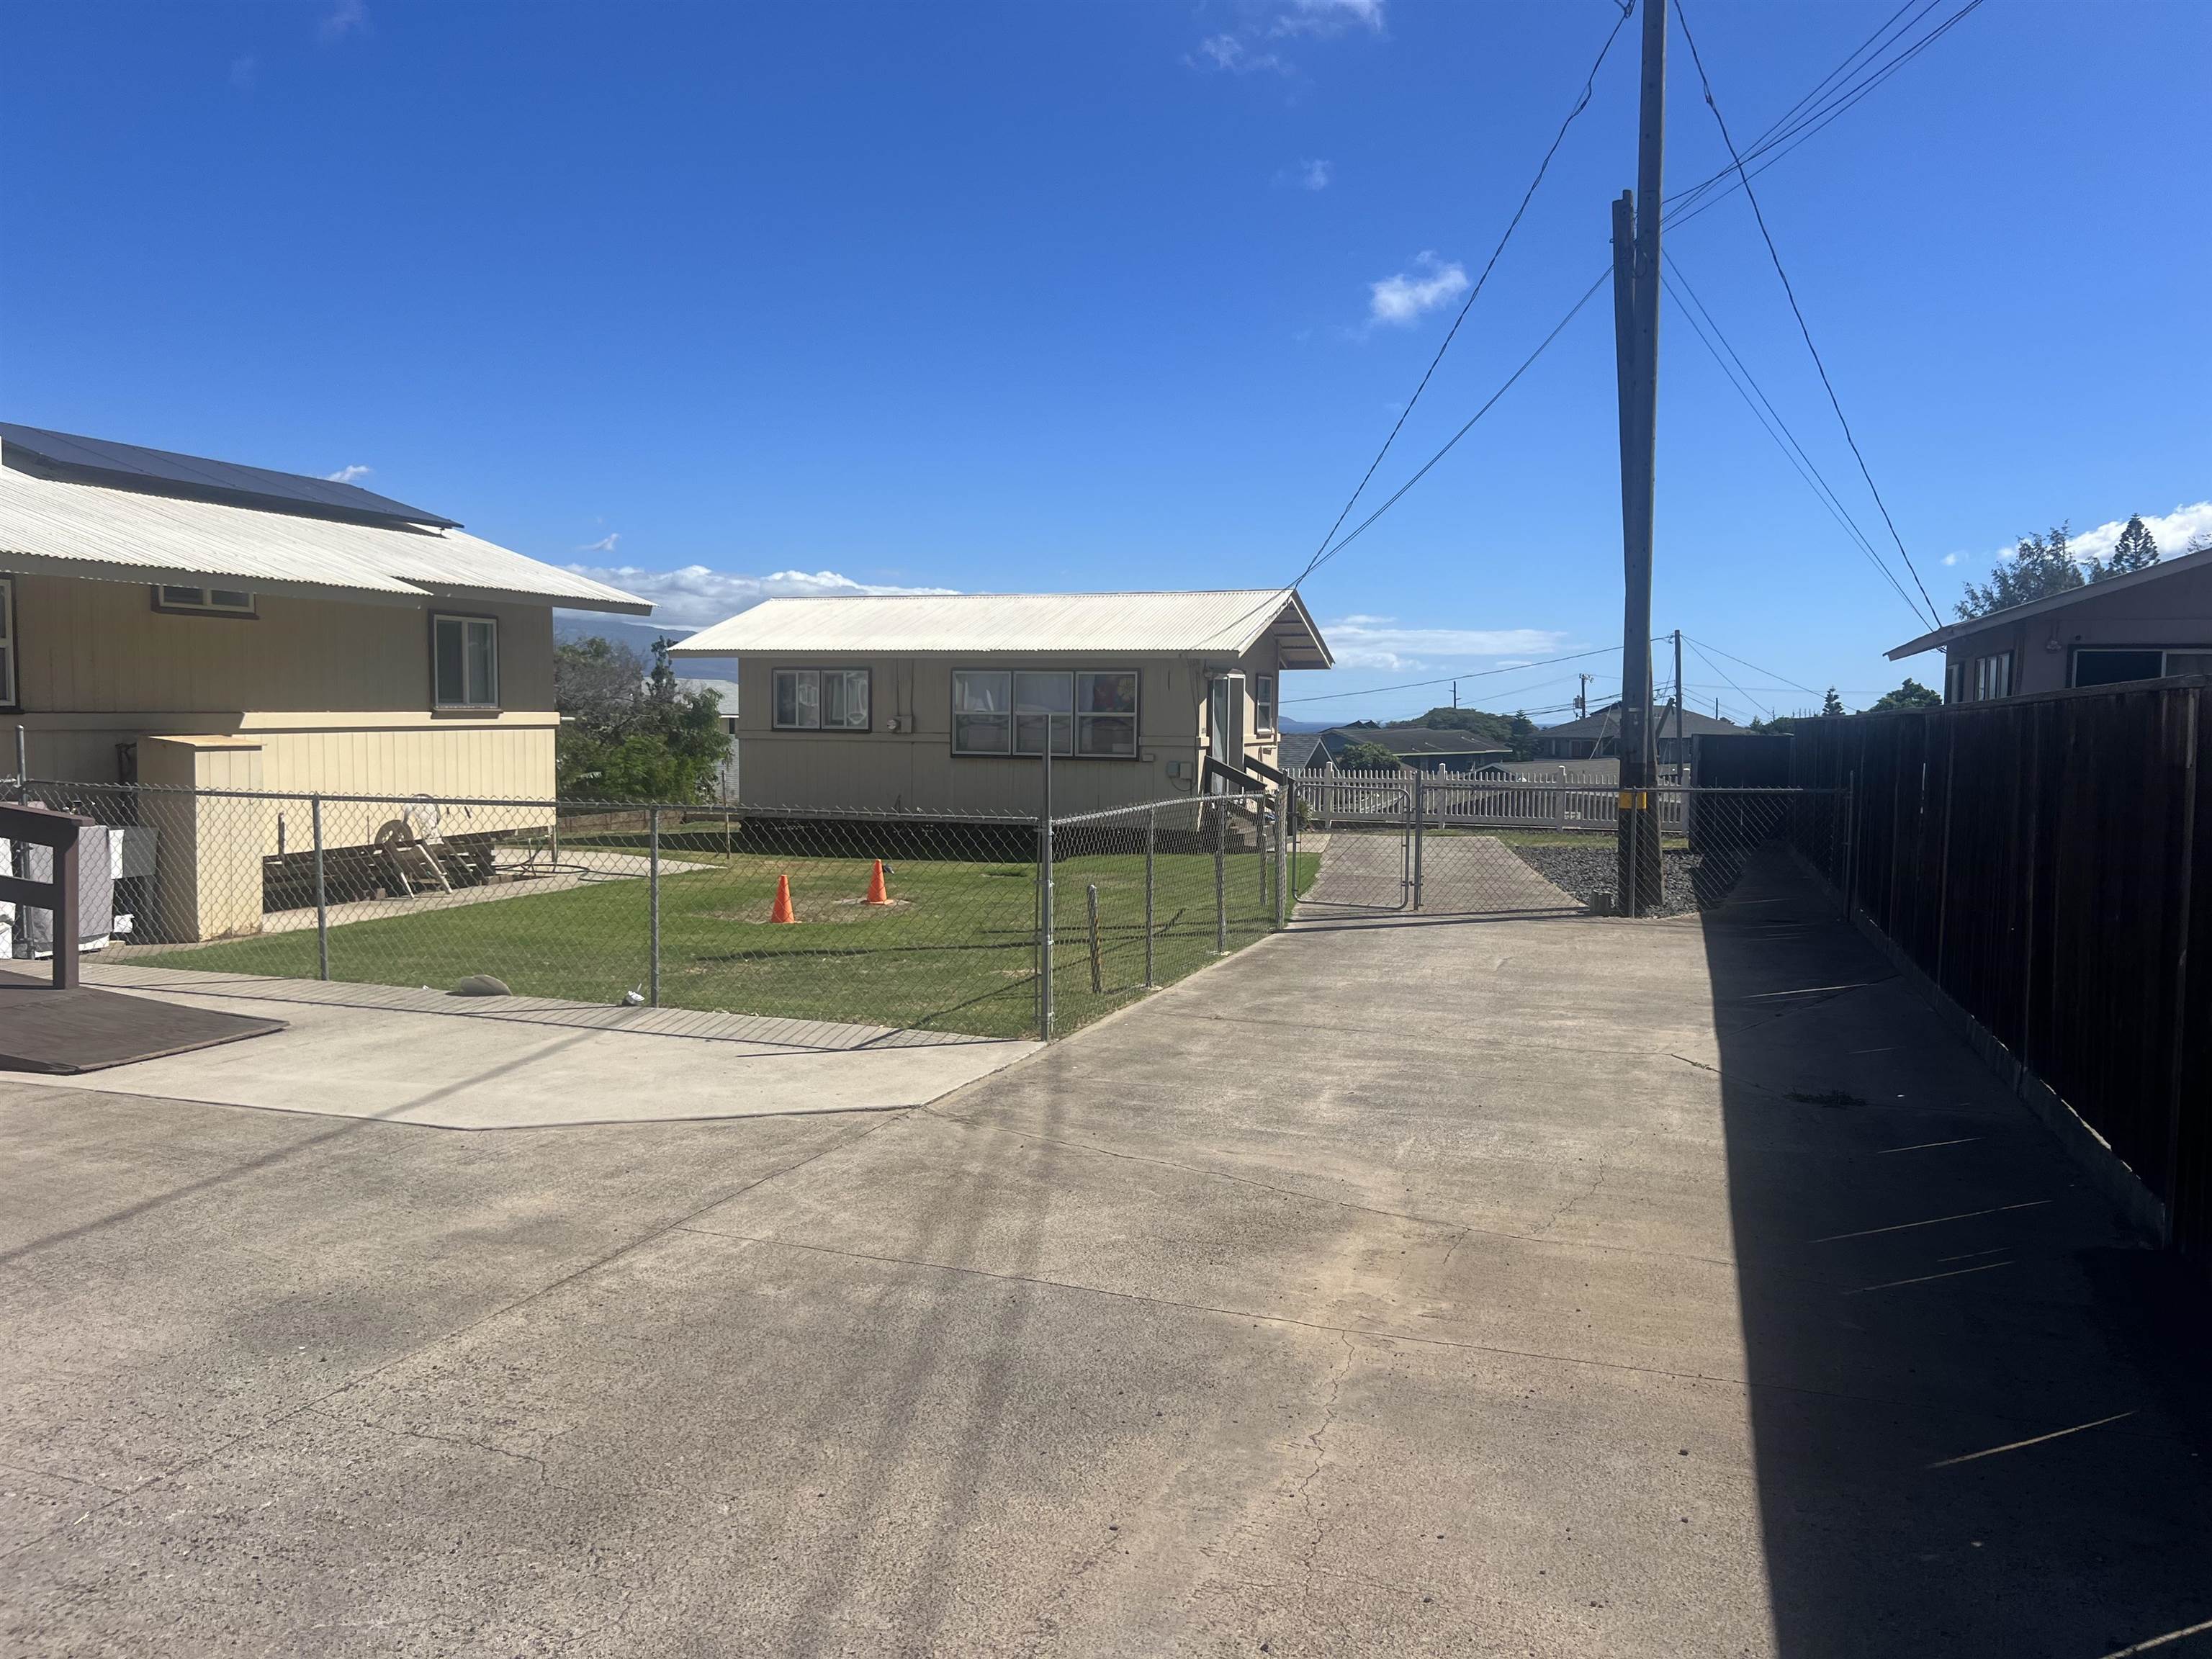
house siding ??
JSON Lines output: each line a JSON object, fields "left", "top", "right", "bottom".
{"left": 6, "top": 570, "right": 560, "bottom": 814}
{"left": 1941, "top": 560, "right": 2212, "bottom": 700}
{"left": 732, "top": 642, "right": 1288, "bottom": 814}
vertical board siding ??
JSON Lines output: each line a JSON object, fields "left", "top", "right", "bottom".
{"left": 1789, "top": 681, "right": 2210, "bottom": 1270}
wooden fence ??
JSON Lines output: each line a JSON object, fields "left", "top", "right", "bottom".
{"left": 1786, "top": 678, "right": 2209, "bottom": 1269}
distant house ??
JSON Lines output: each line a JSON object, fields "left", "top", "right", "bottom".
{"left": 670, "top": 588, "right": 1331, "bottom": 814}
{"left": 1305, "top": 726, "right": 1511, "bottom": 773}
{"left": 1532, "top": 701, "right": 1738, "bottom": 762}
{"left": 1887, "top": 544, "right": 2212, "bottom": 702}
{"left": 1277, "top": 731, "right": 1328, "bottom": 771}
{"left": 0, "top": 421, "right": 647, "bottom": 938}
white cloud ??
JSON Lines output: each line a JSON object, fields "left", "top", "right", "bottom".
{"left": 320, "top": 0, "right": 367, "bottom": 42}
{"left": 1368, "top": 252, "right": 1467, "bottom": 327}
{"left": 1191, "top": 34, "right": 1289, "bottom": 76}
{"left": 1955, "top": 500, "right": 2212, "bottom": 571}
{"left": 1323, "top": 616, "right": 1568, "bottom": 672}
{"left": 323, "top": 464, "right": 372, "bottom": 483}
{"left": 579, "top": 533, "right": 620, "bottom": 554}
{"left": 1274, "top": 0, "right": 1387, "bottom": 37}
{"left": 1278, "top": 158, "right": 1331, "bottom": 192}
{"left": 2068, "top": 500, "right": 2212, "bottom": 563}
{"left": 1190, "top": 0, "right": 1381, "bottom": 77}
{"left": 565, "top": 565, "right": 956, "bottom": 631}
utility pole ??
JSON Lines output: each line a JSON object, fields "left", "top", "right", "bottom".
{"left": 1576, "top": 673, "right": 1592, "bottom": 719}
{"left": 1452, "top": 680, "right": 1459, "bottom": 710}
{"left": 1611, "top": 0, "right": 1665, "bottom": 914}
{"left": 1670, "top": 628, "right": 1683, "bottom": 781}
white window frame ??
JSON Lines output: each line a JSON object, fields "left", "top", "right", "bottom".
{"left": 152, "top": 583, "right": 256, "bottom": 617}
{"left": 1972, "top": 650, "right": 2013, "bottom": 702}
{"left": 951, "top": 667, "right": 1140, "bottom": 759}
{"left": 431, "top": 613, "right": 500, "bottom": 711}
{"left": 0, "top": 575, "right": 16, "bottom": 711}
{"left": 771, "top": 667, "right": 870, "bottom": 732}
{"left": 1252, "top": 673, "right": 1277, "bottom": 737}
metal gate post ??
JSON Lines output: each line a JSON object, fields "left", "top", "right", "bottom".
{"left": 1274, "top": 783, "right": 1289, "bottom": 930}
{"left": 311, "top": 793, "right": 330, "bottom": 981}
{"left": 647, "top": 807, "right": 662, "bottom": 1007}
{"left": 1411, "top": 771, "right": 1425, "bottom": 912}
{"left": 1214, "top": 798, "right": 1227, "bottom": 953}
{"left": 1038, "top": 812, "right": 1056, "bottom": 1038}
{"left": 1143, "top": 805, "right": 1156, "bottom": 987}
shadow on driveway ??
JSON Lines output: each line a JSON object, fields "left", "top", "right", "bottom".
{"left": 1700, "top": 850, "right": 2212, "bottom": 1658}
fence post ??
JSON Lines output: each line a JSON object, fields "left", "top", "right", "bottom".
{"left": 1086, "top": 882, "right": 1103, "bottom": 994}
{"left": 311, "top": 793, "right": 330, "bottom": 981}
{"left": 648, "top": 806, "right": 661, "bottom": 1007}
{"left": 1037, "top": 813, "right": 1056, "bottom": 1038}
{"left": 1214, "top": 796, "right": 1227, "bottom": 954}
{"left": 1143, "top": 805, "right": 1156, "bottom": 988}
{"left": 14, "top": 724, "right": 25, "bottom": 804}
{"left": 1412, "top": 771, "right": 1425, "bottom": 912}
{"left": 1274, "top": 782, "right": 1289, "bottom": 930}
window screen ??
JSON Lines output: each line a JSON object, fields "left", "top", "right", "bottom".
{"left": 772, "top": 667, "right": 868, "bottom": 730}
{"left": 2070, "top": 649, "right": 2163, "bottom": 689}
{"left": 952, "top": 670, "right": 1012, "bottom": 754}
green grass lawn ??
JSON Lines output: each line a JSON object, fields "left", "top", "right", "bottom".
{"left": 151, "top": 834, "right": 1318, "bottom": 1040}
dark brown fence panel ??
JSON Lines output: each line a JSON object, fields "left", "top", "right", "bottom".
{"left": 1789, "top": 678, "right": 2208, "bottom": 1269}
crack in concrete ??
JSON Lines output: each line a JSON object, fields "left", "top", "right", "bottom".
{"left": 1294, "top": 1332, "right": 1359, "bottom": 1575}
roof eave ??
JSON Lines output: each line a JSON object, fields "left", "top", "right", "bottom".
{"left": 1887, "top": 544, "right": 2212, "bottom": 660}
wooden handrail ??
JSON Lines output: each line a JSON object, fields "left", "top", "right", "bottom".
{"left": 0, "top": 803, "right": 92, "bottom": 989}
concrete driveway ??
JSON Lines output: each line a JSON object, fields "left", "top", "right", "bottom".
{"left": 3, "top": 858, "right": 2207, "bottom": 1656}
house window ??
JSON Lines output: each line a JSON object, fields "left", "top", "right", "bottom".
{"left": 432, "top": 614, "right": 500, "bottom": 710}
{"left": 1252, "top": 673, "right": 1276, "bottom": 736}
{"left": 153, "top": 585, "right": 255, "bottom": 616}
{"left": 952, "top": 667, "right": 1139, "bottom": 757}
{"left": 1076, "top": 670, "right": 1138, "bottom": 757}
{"left": 771, "top": 667, "right": 869, "bottom": 731}
{"left": 2072, "top": 647, "right": 2212, "bottom": 688}
{"left": 1972, "top": 651, "right": 2013, "bottom": 701}
{"left": 952, "top": 670, "right": 1012, "bottom": 754}
{"left": 1944, "top": 660, "right": 1966, "bottom": 705}
{"left": 0, "top": 576, "right": 15, "bottom": 711}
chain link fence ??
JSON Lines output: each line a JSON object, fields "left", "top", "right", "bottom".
{"left": 1, "top": 778, "right": 1321, "bottom": 1042}
{"left": 3, "top": 775, "right": 1843, "bottom": 1041}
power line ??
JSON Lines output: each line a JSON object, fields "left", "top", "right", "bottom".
{"left": 1303, "top": 3, "right": 1637, "bottom": 570}
{"left": 1660, "top": 253, "right": 1928, "bottom": 623}
{"left": 1682, "top": 635, "right": 1820, "bottom": 698}
{"left": 1683, "top": 637, "right": 1773, "bottom": 721}
{"left": 1666, "top": 0, "right": 1987, "bottom": 233}
{"left": 1280, "top": 643, "right": 1623, "bottom": 706}
{"left": 1303, "top": 272, "right": 1609, "bottom": 583}
{"left": 1674, "top": 1, "right": 1945, "bottom": 631}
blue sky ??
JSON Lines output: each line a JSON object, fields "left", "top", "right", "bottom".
{"left": 5, "top": 0, "right": 2206, "bottom": 724}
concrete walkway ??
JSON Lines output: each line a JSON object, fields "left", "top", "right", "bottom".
{"left": 0, "top": 963, "right": 1037, "bottom": 1128}
{"left": 1, "top": 856, "right": 2206, "bottom": 1655}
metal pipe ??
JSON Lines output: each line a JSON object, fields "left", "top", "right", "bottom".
{"left": 1274, "top": 783, "right": 1289, "bottom": 930}
{"left": 1214, "top": 796, "right": 1226, "bottom": 954}
{"left": 1143, "top": 804, "right": 1156, "bottom": 987}
{"left": 1086, "top": 882, "right": 1102, "bottom": 994}
{"left": 1412, "top": 770, "right": 1425, "bottom": 912}
{"left": 1038, "top": 747, "right": 1055, "bottom": 1039}
{"left": 648, "top": 806, "right": 661, "bottom": 1007}
{"left": 14, "top": 725, "right": 24, "bottom": 804}
{"left": 312, "top": 793, "right": 330, "bottom": 981}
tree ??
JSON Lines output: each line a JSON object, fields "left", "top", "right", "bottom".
{"left": 1866, "top": 678, "right": 1942, "bottom": 714}
{"left": 1957, "top": 525, "right": 2083, "bottom": 619}
{"left": 554, "top": 634, "right": 732, "bottom": 801}
{"left": 1820, "top": 688, "right": 1845, "bottom": 716}
{"left": 1333, "top": 739, "right": 1403, "bottom": 770}
{"left": 1406, "top": 704, "right": 1539, "bottom": 760}
{"left": 2095, "top": 514, "right": 2160, "bottom": 578}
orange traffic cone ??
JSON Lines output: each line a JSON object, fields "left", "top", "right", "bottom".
{"left": 770, "top": 873, "right": 797, "bottom": 924}
{"left": 864, "top": 859, "right": 891, "bottom": 905}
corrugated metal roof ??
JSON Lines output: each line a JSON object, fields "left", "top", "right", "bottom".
{"left": 671, "top": 588, "right": 1332, "bottom": 667}
{"left": 0, "top": 459, "right": 648, "bottom": 613}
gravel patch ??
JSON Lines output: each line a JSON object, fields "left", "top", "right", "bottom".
{"left": 1503, "top": 842, "right": 1755, "bottom": 918}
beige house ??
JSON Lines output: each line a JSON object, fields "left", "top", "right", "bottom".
{"left": 670, "top": 588, "right": 1332, "bottom": 816}
{"left": 0, "top": 422, "right": 647, "bottom": 938}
